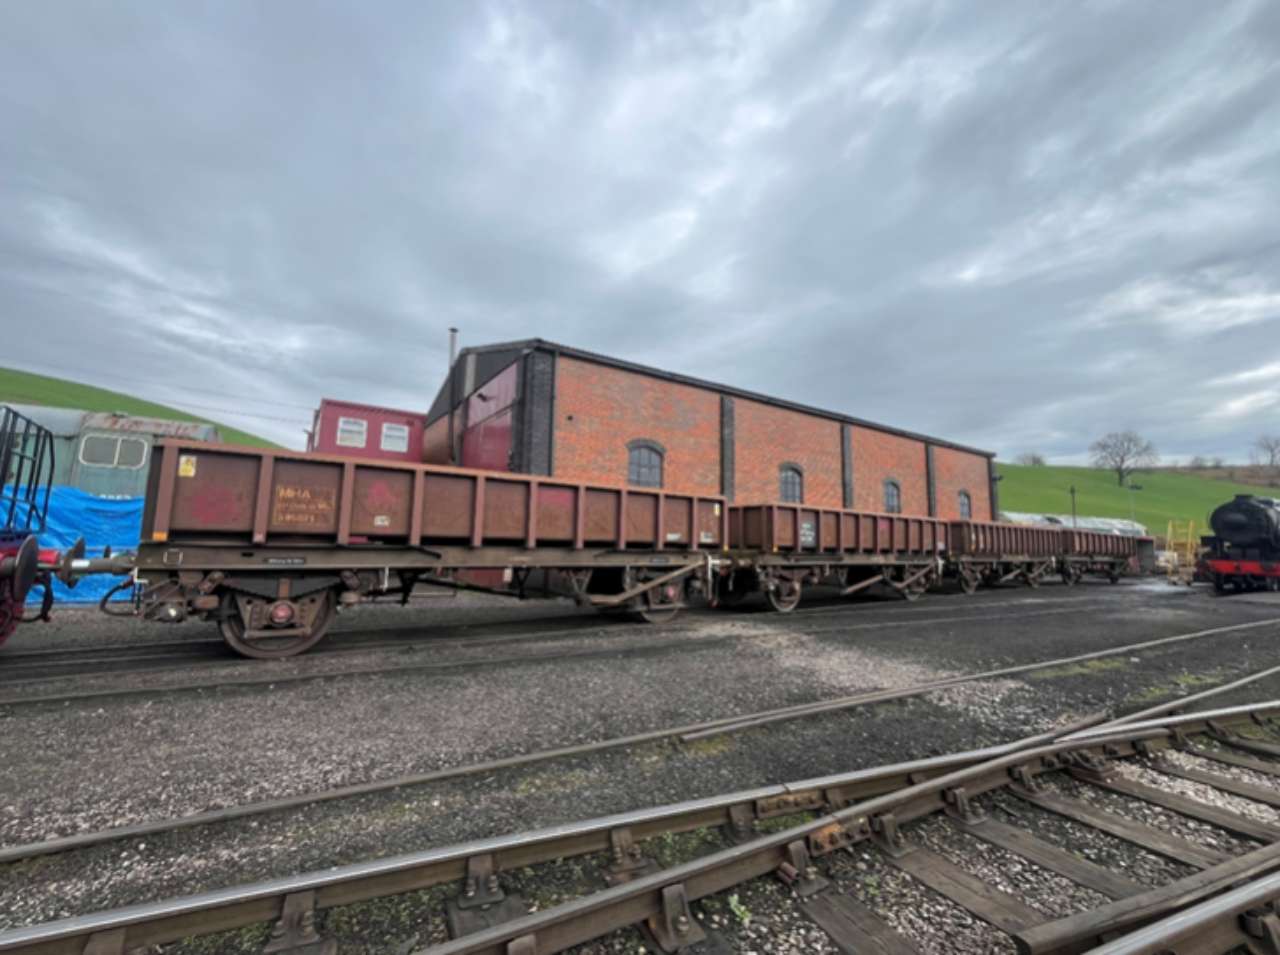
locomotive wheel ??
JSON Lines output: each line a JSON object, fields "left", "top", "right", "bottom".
{"left": 219, "top": 590, "right": 336, "bottom": 659}
{"left": 765, "top": 577, "right": 802, "bottom": 613}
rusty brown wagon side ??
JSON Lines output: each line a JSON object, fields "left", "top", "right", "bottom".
{"left": 1058, "top": 529, "right": 1146, "bottom": 584}
{"left": 723, "top": 504, "right": 948, "bottom": 610}
{"left": 946, "top": 520, "right": 1063, "bottom": 591}
{"left": 135, "top": 440, "right": 727, "bottom": 658}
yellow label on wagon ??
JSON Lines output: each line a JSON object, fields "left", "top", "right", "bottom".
{"left": 178, "top": 455, "right": 197, "bottom": 478}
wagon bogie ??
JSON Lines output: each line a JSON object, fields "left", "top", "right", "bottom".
{"left": 219, "top": 587, "right": 337, "bottom": 659}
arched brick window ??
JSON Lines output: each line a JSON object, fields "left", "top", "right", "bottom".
{"left": 958, "top": 490, "right": 972, "bottom": 519}
{"left": 883, "top": 479, "right": 902, "bottom": 514}
{"left": 627, "top": 439, "right": 664, "bottom": 488}
{"left": 779, "top": 463, "right": 804, "bottom": 503}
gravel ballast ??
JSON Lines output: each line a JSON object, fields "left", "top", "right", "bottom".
{"left": 2, "top": 582, "right": 1279, "bottom": 952}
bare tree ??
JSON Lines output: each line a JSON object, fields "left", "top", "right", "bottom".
{"left": 1187, "top": 455, "right": 1207, "bottom": 469}
{"left": 1090, "top": 431, "right": 1158, "bottom": 486}
{"left": 1015, "top": 452, "right": 1046, "bottom": 466}
{"left": 1256, "top": 435, "right": 1280, "bottom": 469}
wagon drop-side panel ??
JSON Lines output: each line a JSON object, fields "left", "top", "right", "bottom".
{"left": 421, "top": 474, "right": 473, "bottom": 539}
{"left": 269, "top": 460, "right": 341, "bottom": 535}
{"left": 169, "top": 451, "right": 259, "bottom": 533}
{"left": 947, "top": 520, "right": 1062, "bottom": 558}
{"left": 148, "top": 441, "right": 725, "bottom": 552}
{"left": 582, "top": 489, "right": 620, "bottom": 544}
{"left": 729, "top": 504, "right": 945, "bottom": 557}
{"left": 352, "top": 468, "right": 414, "bottom": 537}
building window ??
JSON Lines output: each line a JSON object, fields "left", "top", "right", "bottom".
{"left": 336, "top": 416, "right": 367, "bottom": 448}
{"left": 381, "top": 422, "right": 410, "bottom": 453}
{"left": 958, "top": 490, "right": 972, "bottom": 519}
{"left": 779, "top": 464, "right": 804, "bottom": 503}
{"left": 627, "top": 440, "right": 664, "bottom": 488}
{"left": 79, "top": 434, "right": 148, "bottom": 470}
{"left": 883, "top": 479, "right": 902, "bottom": 514}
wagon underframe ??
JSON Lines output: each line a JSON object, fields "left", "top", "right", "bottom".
{"left": 135, "top": 543, "right": 714, "bottom": 658}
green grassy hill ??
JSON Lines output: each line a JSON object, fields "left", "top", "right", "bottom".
{"left": 0, "top": 367, "right": 277, "bottom": 447}
{"left": 997, "top": 463, "right": 1265, "bottom": 538}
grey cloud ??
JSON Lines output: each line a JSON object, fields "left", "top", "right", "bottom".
{"left": 1, "top": 0, "right": 1278, "bottom": 462}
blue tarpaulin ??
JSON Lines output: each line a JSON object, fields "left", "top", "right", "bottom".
{"left": 5, "top": 487, "right": 142, "bottom": 604}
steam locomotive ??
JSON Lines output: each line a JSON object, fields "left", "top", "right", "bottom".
{"left": 1203, "top": 494, "right": 1280, "bottom": 593}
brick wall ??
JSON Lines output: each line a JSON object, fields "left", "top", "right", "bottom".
{"left": 933, "top": 445, "right": 993, "bottom": 520}
{"left": 851, "top": 426, "right": 928, "bottom": 515}
{"left": 733, "top": 398, "right": 844, "bottom": 507}
{"left": 553, "top": 357, "right": 721, "bottom": 494}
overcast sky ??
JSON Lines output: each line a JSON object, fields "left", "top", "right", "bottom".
{"left": 3, "top": 1, "right": 1278, "bottom": 461}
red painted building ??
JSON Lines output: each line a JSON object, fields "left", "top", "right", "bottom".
{"left": 425, "top": 339, "right": 998, "bottom": 521}
{"left": 307, "top": 399, "right": 427, "bottom": 463}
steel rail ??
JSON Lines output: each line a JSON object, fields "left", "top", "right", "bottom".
{"left": 0, "top": 713, "right": 1127, "bottom": 955}
{"left": 0, "top": 698, "right": 1105, "bottom": 867}
{"left": 3, "top": 707, "right": 1271, "bottom": 955}
{"left": 1080, "top": 869, "right": 1280, "bottom": 955}
{"left": 1015, "top": 841, "right": 1280, "bottom": 954}
{"left": 0, "top": 603, "right": 1099, "bottom": 707}
{"left": 1061, "top": 700, "right": 1280, "bottom": 740}
{"left": 1085, "top": 661, "right": 1280, "bottom": 733}
{"left": 6, "top": 618, "right": 1276, "bottom": 865}
{"left": 418, "top": 725, "right": 1193, "bottom": 955}
{"left": 679, "top": 616, "right": 1280, "bottom": 741}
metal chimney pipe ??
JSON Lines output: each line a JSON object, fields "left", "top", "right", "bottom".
{"left": 448, "top": 327, "right": 458, "bottom": 367}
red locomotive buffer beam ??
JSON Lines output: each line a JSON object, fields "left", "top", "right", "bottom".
{"left": 127, "top": 441, "right": 728, "bottom": 658}
{"left": 1204, "top": 558, "right": 1280, "bottom": 595}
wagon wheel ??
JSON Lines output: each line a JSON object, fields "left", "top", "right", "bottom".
{"left": 1024, "top": 564, "right": 1041, "bottom": 589}
{"left": 1060, "top": 565, "right": 1079, "bottom": 587}
{"left": 958, "top": 568, "right": 979, "bottom": 595}
{"left": 1107, "top": 570, "right": 1121, "bottom": 584}
{"left": 219, "top": 589, "right": 336, "bottom": 659}
{"left": 765, "top": 577, "right": 802, "bottom": 613}
{"left": 636, "top": 577, "right": 683, "bottom": 625}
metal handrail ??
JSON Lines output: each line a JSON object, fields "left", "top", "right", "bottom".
{"left": 0, "top": 405, "right": 55, "bottom": 538}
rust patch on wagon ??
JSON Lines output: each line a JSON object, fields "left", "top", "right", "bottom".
{"left": 272, "top": 485, "right": 337, "bottom": 528}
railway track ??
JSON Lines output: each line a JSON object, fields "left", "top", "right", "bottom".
{"left": 0, "top": 583, "right": 1143, "bottom": 684}
{"left": 2, "top": 626, "right": 1276, "bottom": 875}
{"left": 0, "top": 594, "right": 1141, "bottom": 707}
{"left": 2, "top": 698, "right": 1277, "bottom": 955}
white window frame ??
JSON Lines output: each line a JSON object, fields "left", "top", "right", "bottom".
{"left": 78, "top": 433, "right": 149, "bottom": 470}
{"left": 380, "top": 422, "right": 410, "bottom": 453}
{"left": 336, "top": 416, "right": 368, "bottom": 448}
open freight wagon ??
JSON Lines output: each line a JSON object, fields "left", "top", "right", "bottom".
{"left": 723, "top": 503, "right": 948, "bottom": 609}
{"left": 132, "top": 440, "right": 727, "bottom": 657}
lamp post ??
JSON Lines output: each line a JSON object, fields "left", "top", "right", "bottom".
{"left": 1069, "top": 485, "right": 1077, "bottom": 528}
{"left": 1128, "top": 483, "right": 1143, "bottom": 523}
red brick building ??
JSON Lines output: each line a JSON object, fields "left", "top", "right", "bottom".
{"left": 425, "top": 339, "right": 997, "bottom": 520}
{"left": 308, "top": 398, "right": 428, "bottom": 463}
